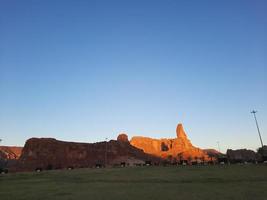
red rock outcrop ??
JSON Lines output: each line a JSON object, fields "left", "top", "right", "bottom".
{"left": 130, "top": 123, "right": 209, "bottom": 161}
{"left": 0, "top": 146, "right": 23, "bottom": 160}
{"left": 16, "top": 137, "right": 162, "bottom": 171}
{"left": 117, "top": 133, "right": 129, "bottom": 143}
{"left": 258, "top": 145, "right": 267, "bottom": 161}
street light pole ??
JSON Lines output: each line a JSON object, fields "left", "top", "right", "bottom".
{"left": 251, "top": 110, "right": 264, "bottom": 148}
{"left": 217, "top": 141, "right": 221, "bottom": 153}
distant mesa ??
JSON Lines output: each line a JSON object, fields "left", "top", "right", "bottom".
{"left": 0, "top": 146, "right": 23, "bottom": 160}
{"left": 226, "top": 149, "right": 257, "bottom": 163}
{"left": 0, "top": 146, "right": 23, "bottom": 170}
{"left": 203, "top": 149, "right": 222, "bottom": 157}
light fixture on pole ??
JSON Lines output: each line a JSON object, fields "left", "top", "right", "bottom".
{"left": 251, "top": 110, "right": 264, "bottom": 148}
{"left": 217, "top": 141, "right": 221, "bottom": 152}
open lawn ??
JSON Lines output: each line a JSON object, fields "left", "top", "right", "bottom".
{"left": 0, "top": 165, "right": 267, "bottom": 200}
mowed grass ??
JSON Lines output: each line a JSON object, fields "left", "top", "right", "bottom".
{"left": 0, "top": 165, "right": 267, "bottom": 200}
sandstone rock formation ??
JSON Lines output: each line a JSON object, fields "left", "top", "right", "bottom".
{"left": 16, "top": 137, "right": 162, "bottom": 171}
{"left": 0, "top": 146, "right": 23, "bottom": 160}
{"left": 0, "top": 146, "right": 23, "bottom": 169}
{"left": 130, "top": 123, "right": 209, "bottom": 161}
{"left": 203, "top": 149, "right": 221, "bottom": 156}
{"left": 117, "top": 133, "right": 129, "bottom": 143}
{"left": 7, "top": 123, "right": 222, "bottom": 171}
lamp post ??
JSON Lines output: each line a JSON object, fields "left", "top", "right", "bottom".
{"left": 251, "top": 110, "right": 264, "bottom": 147}
{"left": 105, "top": 138, "right": 108, "bottom": 167}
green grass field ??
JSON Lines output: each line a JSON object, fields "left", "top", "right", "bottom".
{"left": 0, "top": 165, "right": 267, "bottom": 200}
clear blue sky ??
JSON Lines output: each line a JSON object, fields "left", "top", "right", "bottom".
{"left": 0, "top": 0, "right": 266, "bottom": 152}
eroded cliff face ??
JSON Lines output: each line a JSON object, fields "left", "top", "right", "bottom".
{"left": 0, "top": 146, "right": 23, "bottom": 160}
{"left": 130, "top": 124, "right": 209, "bottom": 160}
{"left": 17, "top": 137, "right": 162, "bottom": 171}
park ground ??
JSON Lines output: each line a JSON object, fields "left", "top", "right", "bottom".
{"left": 0, "top": 165, "right": 267, "bottom": 200}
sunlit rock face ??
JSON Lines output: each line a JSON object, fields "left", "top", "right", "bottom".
{"left": 0, "top": 146, "right": 23, "bottom": 160}
{"left": 130, "top": 123, "right": 209, "bottom": 161}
